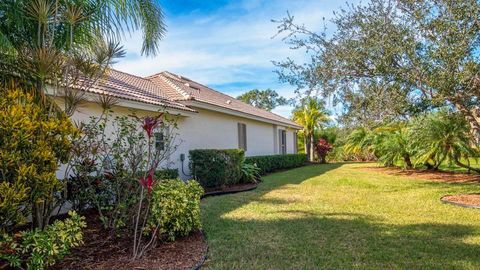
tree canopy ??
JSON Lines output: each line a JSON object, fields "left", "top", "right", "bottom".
{"left": 236, "top": 89, "right": 289, "bottom": 111}
{"left": 275, "top": 0, "right": 480, "bottom": 143}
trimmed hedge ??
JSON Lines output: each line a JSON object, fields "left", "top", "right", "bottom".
{"left": 245, "top": 154, "right": 307, "bottom": 175}
{"left": 155, "top": 168, "right": 179, "bottom": 180}
{"left": 189, "top": 149, "right": 244, "bottom": 188}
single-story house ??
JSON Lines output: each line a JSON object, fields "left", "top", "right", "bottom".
{"left": 52, "top": 69, "right": 302, "bottom": 179}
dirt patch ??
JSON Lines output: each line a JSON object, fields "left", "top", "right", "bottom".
{"left": 441, "top": 194, "right": 480, "bottom": 208}
{"left": 50, "top": 212, "right": 207, "bottom": 270}
{"left": 362, "top": 166, "right": 480, "bottom": 183}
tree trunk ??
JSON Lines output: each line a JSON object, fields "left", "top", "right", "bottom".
{"left": 310, "top": 134, "right": 315, "bottom": 162}
{"left": 454, "top": 158, "right": 480, "bottom": 173}
{"left": 454, "top": 103, "right": 480, "bottom": 145}
{"left": 304, "top": 134, "right": 310, "bottom": 159}
{"left": 403, "top": 155, "right": 413, "bottom": 169}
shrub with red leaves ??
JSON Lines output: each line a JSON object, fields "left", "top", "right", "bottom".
{"left": 315, "top": 138, "right": 333, "bottom": 163}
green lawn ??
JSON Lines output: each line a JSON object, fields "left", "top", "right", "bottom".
{"left": 201, "top": 163, "right": 480, "bottom": 270}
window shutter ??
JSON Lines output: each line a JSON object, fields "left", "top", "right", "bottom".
{"left": 283, "top": 130, "right": 287, "bottom": 153}
{"left": 238, "top": 123, "right": 247, "bottom": 150}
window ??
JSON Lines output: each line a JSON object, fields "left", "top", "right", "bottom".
{"left": 238, "top": 123, "right": 247, "bottom": 150}
{"left": 279, "top": 129, "right": 286, "bottom": 154}
{"left": 154, "top": 132, "right": 165, "bottom": 151}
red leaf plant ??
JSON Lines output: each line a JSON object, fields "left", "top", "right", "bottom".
{"left": 315, "top": 138, "right": 333, "bottom": 164}
{"left": 141, "top": 114, "right": 163, "bottom": 138}
{"left": 139, "top": 170, "right": 155, "bottom": 194}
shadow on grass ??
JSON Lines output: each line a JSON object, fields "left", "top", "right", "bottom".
{"left": 201, "top": 163, "right": 480, "bottom": 269}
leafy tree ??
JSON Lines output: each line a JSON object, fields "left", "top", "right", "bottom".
{"left": 237, "top": 89, "right": 289, "bottom": 111}
{"left": 275, "top": 0, "right": 480, "bottom": 143}
{"left": 292, "top": 97, "right": 329, "bottom": 161}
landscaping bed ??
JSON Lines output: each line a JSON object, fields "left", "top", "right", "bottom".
{"left": 50, "top": 212, "right": 207, "bottom": 270}
{"left": 441, "top": 194, "right": 480, "bottom": 209}
{"left": 362, "top": 166, "right": 480, "bottom": 183}
{"left": 203, "top": 182, "right": 257, "bottom": 197}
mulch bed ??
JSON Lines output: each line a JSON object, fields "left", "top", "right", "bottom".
{"left": 203, "top": 182, "right": 257, "bottom": 198}
{"left": 49, "top": 212, "right": 207, "bottom": 270}
{"left": 362, "top": 166, "right": 480, "bottom": 183}
{"left": 441, "top": 194, "right": 480, "bottom": 209}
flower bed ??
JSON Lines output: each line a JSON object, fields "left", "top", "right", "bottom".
{"left": 49, "top": 211, "right": 207, "bottom": 270}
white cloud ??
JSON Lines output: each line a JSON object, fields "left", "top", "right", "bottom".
{"left": 113, "top": 0, "right": 349, "bottom": 117}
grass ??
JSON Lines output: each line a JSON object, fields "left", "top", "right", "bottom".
{"left": 201, "top": 163, "right": 480, "bottom": 269}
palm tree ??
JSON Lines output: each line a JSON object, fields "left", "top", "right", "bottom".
{"left": 0, "top": 0, "right": 166, "bottom": 112}
{"left": 411, "top": 110, "right": 480, "bottom": 173}
{"left": 292, "top": 97, "right": 329, "bottom": 161}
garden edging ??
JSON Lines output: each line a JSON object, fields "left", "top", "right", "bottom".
{"left": 440, "top": 194, "right": 480, "bottom": 209}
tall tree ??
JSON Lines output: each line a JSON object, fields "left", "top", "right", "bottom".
{"left": 237, "top": 89, "right": 289, "bottom": 111}
{"left": 275, "top": 0, "right": 480, "bottom": 143}
{"left": 292, "top": 97, "right": 329, "bottom": 161}
{"left": 0, "top": 0, "right": 166, "bottom": 113}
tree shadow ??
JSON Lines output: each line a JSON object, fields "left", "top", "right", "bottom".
{"left": 201, "top": 163, "right": 480, "bottom": 269}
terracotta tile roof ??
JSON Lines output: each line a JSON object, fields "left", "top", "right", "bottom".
{"left": 146, "top": 71, "right": 301, "bottom": 128}
{"left": 78, "top": 69, "right": 195, "bottom": 112}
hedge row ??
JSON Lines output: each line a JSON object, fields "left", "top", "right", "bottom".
{"left": 189, "top": 149, "right": 244, "bottom": 188}
{"left": 245, "top": 154, "right": 307, "bottom": 175}
{"left": 154, "top": 168, "right": 179, "bottom": 180}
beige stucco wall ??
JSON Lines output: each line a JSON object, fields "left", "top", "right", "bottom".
{"left": 58, "top": 99, "right": 299, "bottom": 179}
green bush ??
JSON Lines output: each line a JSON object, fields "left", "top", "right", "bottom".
{"left": 0, "top": 211, "right": 86, "bottom": 270}
{"left": 155, "top": 168, "right": 179, "bottom": 180}
{"left": 149, "top": 180, "right": 203, "bottom": 241}
{"left": 240, "top": 162, "right": 261, "bottom": 183}
{"left": 0, "top": 88, "right": 77, "bottom": 231}
{"left": 189, "top": 149, "right": 244, "bottom": 188}
{"left": 245, "top": 154, "right": 307, "bottom": 175}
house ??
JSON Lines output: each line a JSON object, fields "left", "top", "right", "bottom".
{"left": 53, "top": 69, "right": 302, "bottom": 179}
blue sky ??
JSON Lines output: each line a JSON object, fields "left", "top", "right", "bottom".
{"left": 113, "top": 0, "right": 350, "bottom": 118}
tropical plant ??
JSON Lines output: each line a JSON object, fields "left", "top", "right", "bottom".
{"left": 0, "top": 88, "right": 77, "bottom": 231}
{"left": 374, "top": 124, "right": 414, "bottom": 168}
{"left": 65, "top": 110, "right": 180, "bottom": 259}
{"left": 292, "top": 97, "right": 330, "bottom": 161}
{"left": 314, "top": 139, "right": 332, "bottom": 164}
{"left": 0, "top": 0, "right": 165, "bottom": 116}
{"left": 240, "top": 162, "right": 261, "bottom": 183}
{"left": 344, "top": 124, "right": 414, "bottom": 168}
{"left": 411, "top": 110, "right": 480, "bottom": 172}
{"left": 0, "top": 211, "right": 85, "bottom": 270}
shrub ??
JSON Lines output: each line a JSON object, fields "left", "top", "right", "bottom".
{"left": 0, "top": 88, "right": 77, "bottom": 231}
{"left": 149, "top": 180, "right": 203, "bottom": 241}
{"left": 0, "top": 211, "right": 86, "bottom": 270}
{"left": 189, "top": 149, "right": 244, "bottom": 188}
{"left": 240, "top": 162, "right": 261, "bottom": 183}
{"left": 155, "top": 168, "right": 179, "bottom": 180}
{"left": 315, "top": 139, "right": 333, "bottom": 163}
{"left": 245, "top": 154, "right": 307, "bottom": 175}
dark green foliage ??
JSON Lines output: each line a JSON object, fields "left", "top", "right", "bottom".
{"left": 240, "top": 162, "right": 261, "bottom": 183}
{"left": 245, "top": 154, "right": 307, "bottom": 175}
{"left": 155, "top": 168, "right": 179, "bottom": 180}
{"left": 236, "top": 89, "right": 289, "bottom": 111}
{"left": 149, "top": 180, "right": 203, "bottom": 241}
{"left": 0, "top": 211, "right": 85, "bottom": 270}
{"left": 189, "top": 149, "right": 245, "bottom": 188}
